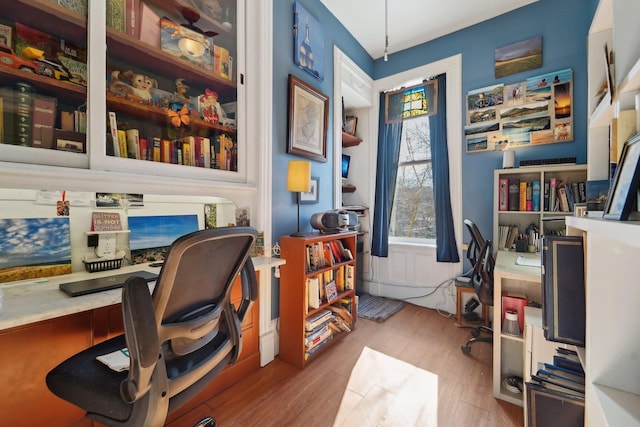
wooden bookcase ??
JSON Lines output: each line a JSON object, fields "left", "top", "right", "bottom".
{"left": 279, "top": 232, "right": 357, "bottom": 369}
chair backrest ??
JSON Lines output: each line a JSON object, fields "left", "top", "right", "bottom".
{"left": 471, "top": 239, "right": 494, "bottom": 307}
{"left": 121, "top": 226, "right": 258, "bottom": 424}
{"left": 464, "top": 219, "right": 486, "bottom": 268}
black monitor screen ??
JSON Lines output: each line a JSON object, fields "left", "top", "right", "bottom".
{"left": 128, "top": 214, "right": 199, "bottom": 264}
{"left": 342, "top": 154, "right": 351, "bottom": 179}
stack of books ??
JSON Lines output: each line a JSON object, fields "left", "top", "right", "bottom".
{"left": 304, "top": 309, "right": 333, "bottom": 360}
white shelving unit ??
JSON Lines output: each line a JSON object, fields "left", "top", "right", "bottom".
{"left": 584, "top": 2, "right": 640, "bottom": 422}
{"left": 493, "top": 164, "right": 587, "bottom": 249}
{"left": 566, "top": 216, "right": 640, "bottom": 426}
{"left": 572, "top": 2, "right": 640, "bottom": 424}
{"left": 492, "top": 250, "right": 542, "bottom": 407}
{"left": 587, "top": 0, "right": 640, "bottom": 180}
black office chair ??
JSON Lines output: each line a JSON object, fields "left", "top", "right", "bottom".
{"left": 46, "top": 227, "right": 258, "bottom": 427}
{"left": 461, "top": 219, "right": 495, "bottom": 355}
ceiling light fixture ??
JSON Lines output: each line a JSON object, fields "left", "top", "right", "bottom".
{"left": 383, "top": 0, "right": 389, "bottom": 61}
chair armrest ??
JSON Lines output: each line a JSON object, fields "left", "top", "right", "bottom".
{"left": 236, "top": 257, "right": 257, "bottom": 323}
{"left": 120, "top": 276, "right": 159, "bottom": 403}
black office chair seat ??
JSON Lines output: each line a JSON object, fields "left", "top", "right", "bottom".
{"left": 46, "top": 227, "right": 258, "bottom": 427}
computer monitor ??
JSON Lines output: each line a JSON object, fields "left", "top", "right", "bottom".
{"left": 128, "top": 214, "right": 199, "bottom": 264}
{"left": 341, "top": 153, "right": 351, "bottom": 179}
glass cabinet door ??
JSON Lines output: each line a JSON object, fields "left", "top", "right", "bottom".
{"left": 103, "top": 0, "right": 240, "bottom": 178}
{"left": 0, "top": 1, "right": 88, "bottom": 168}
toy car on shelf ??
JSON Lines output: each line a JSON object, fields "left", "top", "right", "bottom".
{"left": 21, "top": 46, "right": 71, "bottom": 81}
{"left": 0, "top": 45, "right": 38, "bottom": 73}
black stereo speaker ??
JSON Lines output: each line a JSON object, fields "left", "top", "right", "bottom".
{"left": 310, "top": 209, "right": 358, "bottom": 233}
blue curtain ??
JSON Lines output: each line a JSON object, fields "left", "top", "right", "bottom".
{"left": 429, "top": 74, "right": 459, "bottom": 262}
{"left": 371, "top": 92, "right": 403, "bottom": 257}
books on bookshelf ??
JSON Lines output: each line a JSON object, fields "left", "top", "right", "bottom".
{"left": 500, "top": 176, "right": 586, "bottom": 213}
{"left": 32, "top": 95, "right": 56, "bottom": 149}
{"left": 306, "top": 265, "right": 353, "bottom": 309}
{"left": 305, "top": 309, "right": 332, "bottom": 332}
{"left": 305, "top": 324, "right": 331, "bottom": 350}
{"left": 531, "top": 349, "right": 585, "bottom": 395}
{"left": 105, "top": 111, "right": 233, "bottom": 169}
{"left": 305, "top": 240, "right": 351, "bottom": 272}
{"left": 15, "top": 82, "right": 32, "bottom": 147}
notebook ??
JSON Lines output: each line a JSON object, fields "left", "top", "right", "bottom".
{"left": 59, "top": 270, "right": 158, "bottom": 297}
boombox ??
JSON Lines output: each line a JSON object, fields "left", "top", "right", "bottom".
{"left": 310, "top": 209, "right": 358, "bottom": 233}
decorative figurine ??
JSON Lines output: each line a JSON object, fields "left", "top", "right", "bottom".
{"left": 109, "top": 70, "right": 157, "bottom": 103}
{"left": 175, "top": 78, "right": 189, "bottom": 101}
{"left": 199, "top": 89, "right": 226, "bottom": 124}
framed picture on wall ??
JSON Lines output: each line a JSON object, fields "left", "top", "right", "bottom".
{"left": 300, "top": 176, "right": 319, "bottom": 204}
{"left": 287, "top": 74, "right": 328, "bottom": 162}
{"left": 344, "top": 116, "right": 357, "bottom": 135}
{"left": 293, "top": 1, "right": 324, "bottom": 80}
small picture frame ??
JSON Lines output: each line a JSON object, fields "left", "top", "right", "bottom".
{"left": 299, "top": 176, "right": 319, "bottom": 204}
{"left": 604, "top": 133, "right": 640, "bottom": 220}
{"left": 344, "top": 116, "right": 357, "bottom": 136}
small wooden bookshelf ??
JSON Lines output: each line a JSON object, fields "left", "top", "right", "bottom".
{"left": 279, "top": 232, "right": 357, "bottom": 369}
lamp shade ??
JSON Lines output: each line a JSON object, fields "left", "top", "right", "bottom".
{"left": 287, "top": 160, "right": 311, "bottom": 192}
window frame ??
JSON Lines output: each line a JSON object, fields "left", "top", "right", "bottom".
{"left": 372, "top": 55, "right": 463, "bottom": 250}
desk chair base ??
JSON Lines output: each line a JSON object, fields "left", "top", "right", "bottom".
{"left": 461, "top": 333, "right": 493, "bottom": 355}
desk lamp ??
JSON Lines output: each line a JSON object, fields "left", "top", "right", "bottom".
{"left": 287, "top": 160, "right": 311, "bottom": 236}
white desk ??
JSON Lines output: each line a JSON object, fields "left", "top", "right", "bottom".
{"left": 0, "top": 256, "right": 284, "bottom": 331}
{"left": 492, "top": 250, "right": 542, "bottom": 407}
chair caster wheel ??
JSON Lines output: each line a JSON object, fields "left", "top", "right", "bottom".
{"left": 471, "top": 328, "right": 480, "bottom": 338}
{"left": 461, "top": 345, "right": 471, "bottom": 355}
{"left": 194, "top": 417, "right": 216, "bottom": 427}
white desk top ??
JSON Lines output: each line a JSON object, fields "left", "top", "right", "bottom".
{"left": 494, "top": 250, "right": 542, "bottom": 283}
{"left": 0, "top": 256, "right": 285, "bottom": 331}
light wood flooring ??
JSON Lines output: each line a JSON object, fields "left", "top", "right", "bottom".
{"left": 167, "top": 303, "right": 524, "bottom": 427}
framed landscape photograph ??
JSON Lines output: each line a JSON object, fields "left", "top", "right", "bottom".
{"left": 495, "top": 35, "right": 543, "bottom": 78}
{"left": 287, "top": 74, "right": 328, "bottom": 162}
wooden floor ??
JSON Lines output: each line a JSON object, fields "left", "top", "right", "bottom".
{"left": 167, "top": 303, "right": 524, "bottom": 427}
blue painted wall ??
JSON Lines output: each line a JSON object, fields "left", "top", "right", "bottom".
{"left": 271, "top": 0, "right": 599, "bottom": 317}
{"left": 271, "top": 0, "right": 372, "bottom": 317}
{"left": 371, "top": 0, "right": 598, "bottom": 242}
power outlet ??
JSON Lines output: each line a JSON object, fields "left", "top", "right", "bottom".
{"left": 96, "top": 233, "right": 116, "bottom": 258}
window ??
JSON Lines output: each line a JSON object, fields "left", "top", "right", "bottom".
{"left": 389, "top": 114, "right": 435, "bottom": 240}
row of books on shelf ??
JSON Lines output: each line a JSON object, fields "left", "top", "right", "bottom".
{"left": 107, "top": 112, "right": 236, "bottom": 170}
{"left": 305, "top": 240, "right": 353, "bottom": 272}
{"left": 499, "top": 178, "right": 586, "bottom": 213}
{"left": 1, "top": 84, "right": 86, "bottom": 150}
{"left": 306, "top": 265, "right": 355, "bottom": 310}
{"left": 304, "top": 309, "right": 334, "bottom": 360}
{"left": 528, "top": 347, "right": 585, "bottom": 400}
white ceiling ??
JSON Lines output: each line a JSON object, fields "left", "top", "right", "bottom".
{"left": 321, "top": 0, "right": 538, "bottom": 60}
